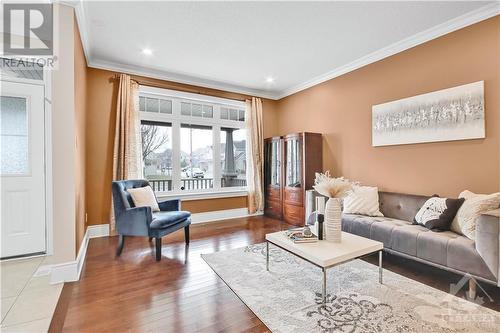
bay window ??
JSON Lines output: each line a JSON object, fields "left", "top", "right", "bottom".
{"left": 138, "top": 86, "right": 247, "bottom": 197}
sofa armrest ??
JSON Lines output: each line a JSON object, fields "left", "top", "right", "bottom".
{"left": 475, "top": 212, "right": 500, "bottom": 285}
{"left": 158, "top": 199, "right": 180, "bottom": 212}
{"left": 116, "top": 206, "right": 152, "bottom": 236}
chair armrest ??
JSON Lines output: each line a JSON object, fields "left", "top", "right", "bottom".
{"left": 116, "top": 206, "right": 152, "bottom": 236}
{"left": 475, "top": 213, "right": 500, "bottom": 284}
{"left": 158, "top": 199, "right": 180, "bottom": 212}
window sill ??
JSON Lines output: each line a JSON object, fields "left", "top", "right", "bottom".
{"left": 156, "top": 189, "right": 248, "bottom": 201}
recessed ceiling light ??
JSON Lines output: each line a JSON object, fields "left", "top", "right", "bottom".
{"left": 265, "top": 77, "right": 275, "bottom": 83}
{"left": 142, "top": 48, "right": 153, "bottom": 55}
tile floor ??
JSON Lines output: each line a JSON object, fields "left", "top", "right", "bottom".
{"left": 1, "top": 256, "right": 63, "bottom": 333}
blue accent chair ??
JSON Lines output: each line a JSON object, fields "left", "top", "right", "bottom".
{"left": 112, "top": 179, "right": 191, "bottom": 261}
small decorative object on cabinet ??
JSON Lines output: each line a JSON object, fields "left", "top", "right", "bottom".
{"left": 264, "top": 132, "right": 323, "bottom": 226}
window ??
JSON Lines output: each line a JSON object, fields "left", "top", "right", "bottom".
{"left": 221, "top": 128, "right": 247, "bottom": 188}
{"left": 139, "top": 87, "right": 247, "bottom": 196}
{"left": 181, "top": 124, "right": 213, "bottom": 190}
{"left": 141, "top": 121, "right": 172, "bottom": 192}
{"left": 1, "top": 96, "right": 29, "bottom": 175}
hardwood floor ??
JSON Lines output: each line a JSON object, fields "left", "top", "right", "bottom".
{"left": 50, "top": 216, "right": 500, "bottom": 332}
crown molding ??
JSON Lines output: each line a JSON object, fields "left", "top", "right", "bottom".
{"left": 274, "top": 3, "right": 500, "bottom": 99}
{"left": 71, "top": 2, "right": 499, "bottom": 101}
{"left": 88, "top": 58, "right": 278, "bottom": 99}
{"left": 58, "top": 0, "right": 91, "bottom": 63}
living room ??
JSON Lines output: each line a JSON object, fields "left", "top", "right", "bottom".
{"left": 1, "top": 1, "right": 499, "bottom": 332}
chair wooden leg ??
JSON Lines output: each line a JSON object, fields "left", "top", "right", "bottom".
{"left": 148, "top": 237, "right": 153, "bottom": 242}
{"left": 184, "top": 225, "right": 190, "bottom": 245}
{"left": 155, "top": 237, "right": 162, "bottom": 261}
{"left": 116, "top": 235, "right": 125, "bottom": 256}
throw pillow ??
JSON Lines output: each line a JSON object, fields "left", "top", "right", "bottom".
{"left": 343, "top": 186, "right": 384, "bottom": 217}
{"left": 413, "top": 196, "right": 464, "bottom": 231}
{"left": 127, "top": 186, "right": 160, "bottom": 212}
{"left": 450, "top": 190, "right": 500, "bottom": 239}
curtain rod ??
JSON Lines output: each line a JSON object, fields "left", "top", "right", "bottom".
{"left": 112, "top": 73, "right": 251, "bottom": 102}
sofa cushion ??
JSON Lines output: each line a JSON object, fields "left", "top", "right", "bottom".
{"left": 342, "top": 214, "right": 410, "bottom": 249}
{"left": 391, "top": 224, "right": 428, "bottom": 257}
{"left": 379, "top": 192, "right": 429, "bottom": 222}
{"left": 342, "top": 214, "right": 373, "bottom": 238}
{"left": 416, "top": 231, "right": 459, "bottom": 266}
{"left": 447, "top": 236, "right": 496, "bottom": 281}
{"left": 150, "top": 211, "right": 191, "bottom": 229}
{"left": 370, "top": 218, "right": 409, "bottom": 248}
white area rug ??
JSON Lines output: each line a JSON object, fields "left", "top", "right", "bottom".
{"left": 202, "top": 243, "right": 500, "bottom": 333}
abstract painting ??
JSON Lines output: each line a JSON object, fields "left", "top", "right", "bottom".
{"left": 372, "top": 81, "right": 484, "bottom": 147}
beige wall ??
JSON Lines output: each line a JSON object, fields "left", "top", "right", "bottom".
{"left": 85, "top": 68, "right": 279, "bottom": 225}
{"left": 74, "top": 16, "right": 87, "bottom": 251}
{"left": 51, "top": 4, "right": 76, "bottom": 263}
{"left": 275, "top": 16, "right": 500, "bottom": 198}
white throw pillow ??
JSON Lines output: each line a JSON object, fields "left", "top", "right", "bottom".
{"left": 343, "top": 186, "right": 383, "bottom": 217}
{"left": 450, "top": 190, "right": 500, "bottom": 239}
{"left": 127, "top": 186, "right": 160, "bottom": 212}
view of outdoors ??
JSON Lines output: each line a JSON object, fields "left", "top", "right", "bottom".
{"left": 180, "top": 124, "right": 214, "bottom": 190}
{"left": 141, "top": 121, "right": 172, "bottom": 191}
{"left": 139, "top": 94, "right": 247, "bottom": 192}
{"left": 221, "top": 128, "right": 247, "bottom": 188}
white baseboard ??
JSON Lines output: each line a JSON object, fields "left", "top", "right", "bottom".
{"left": 35, "top": 224, "right": 109, "bottom": 284}
{"left": 191, "top": 208, "right": 262, "bottom": 224}
{"left": 37, "top": 209, "right": 257, "bottom": 283}
{"left": 87, "top": 224, "right": 110, "bottom": 238}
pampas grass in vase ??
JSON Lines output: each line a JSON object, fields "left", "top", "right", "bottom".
{"left": 313, "top": 171, "right": 355, "bottom": 242}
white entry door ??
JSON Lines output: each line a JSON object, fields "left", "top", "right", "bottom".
{"left": 1, "top": 81, "right": 46, "bottom": 258}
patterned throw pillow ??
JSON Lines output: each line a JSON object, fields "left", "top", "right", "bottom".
{"left": 413, "top": 196, "right": 465, "bottom": 231}
{"left": 450, "top": 190, "right": 500, "bottom": 240}
{"left": 343, "top": 186, "right": 384, "bottom": 217}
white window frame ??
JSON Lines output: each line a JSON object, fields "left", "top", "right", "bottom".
{"left": 139, "top": 86, "right": 248, "bottom": 200}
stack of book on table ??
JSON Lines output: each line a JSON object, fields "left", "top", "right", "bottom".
{"left": 285, "top": 228, "right": 318, "bottom": 243}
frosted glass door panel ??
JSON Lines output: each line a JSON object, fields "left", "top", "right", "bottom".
{"left": 1, "top": 96, "right": 29, "bottom": 175}
{"left": 1, "top": 81, "right": 46, "bottom": 258}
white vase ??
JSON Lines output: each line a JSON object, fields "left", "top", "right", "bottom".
{"left": 325, "top": 198, "right": 342, "bottom": 242}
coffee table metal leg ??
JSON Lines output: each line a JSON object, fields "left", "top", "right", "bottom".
{"left": 266, "top": 241, "right": 269, "bottom": 271}
{"left": 379, "top": 250, "right": 383, "bottom": 284}
{"left": 322, "top": 267, "right": 327, "bottom": 304}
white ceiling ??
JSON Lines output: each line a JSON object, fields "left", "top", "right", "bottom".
{"left": 79, "top": 1, "right": 499, "bottom": 99}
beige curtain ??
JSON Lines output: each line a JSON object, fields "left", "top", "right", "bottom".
{"left": 110, "top": 74, "right": 142, "bottom": 232}
{"left": 246, "top": 97, "right": 264, "bottom": 214}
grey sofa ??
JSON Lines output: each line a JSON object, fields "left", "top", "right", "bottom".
{"left": 341, "top": 191, "right": 500, "bottom": 294}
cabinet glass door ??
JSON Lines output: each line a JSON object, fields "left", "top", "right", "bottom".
{"left": 270, "top": 140, "right": 281, "bottom": 187}
{"left": 286, "top": 137, "right": 302, "bottom": 187}
{"left": 265, "top": 139, "right": 281, "bottom": 188}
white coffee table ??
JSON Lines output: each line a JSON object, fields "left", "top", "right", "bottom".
{"left": 265, "top": 231, "right": 384, "bottom": 303}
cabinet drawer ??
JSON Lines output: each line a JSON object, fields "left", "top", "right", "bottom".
{"left": 265, "top": 199, "right": 282, "bottom": 219}
{"left": 266, "top": 186, "right": 281, "bottom": 201}
{"left": 284, "top": 204, "right": 304, "bottom": 226}
{"left": 284, "top": 188, "right": 303, "bottom": 205}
